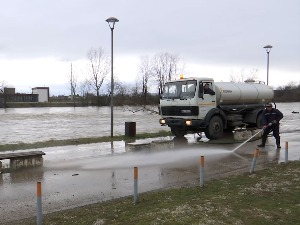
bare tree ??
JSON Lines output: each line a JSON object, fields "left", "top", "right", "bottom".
{"left": 277, "top": 81, "right": 299, "bottom": 91}
{"left": 229, "top": 68, "right": 259, "bottom": 83}
{"left": 0, "top": 80, "right": 7, "bottom": 107}
{"left": 0, "top": 80, "right": 6, "bottom": 93}
{"left": 138, "top": 56, "right": 151, "bottom": 103}
{"left": 244, "top": 68, "right": 259, "bottom": 83}
{"left": 69, "top": 63, "right": 77, "bottom": 106}
{"left": 87, "top": 47, "right": 109, "bottom": 106}
{"left": 114, "top": 81, "right": 129, "bottom": 96}
{"left": 229, "top": 69, "right": 245, "bottom": 83}
{"left": 78, "top": 79, "right": 92, "bottom": 105}
{"left": 229, "top": 70, "right": 238, "bottom": 82}
{"left": 151, "top": 52, "right": 180, "bottom": 95}
{"left": 105, "top": 74, "right": 120, "bottom": 96}
{"left": 248, "top": 68, "right": 259, "bottom": 79}
{"left": 284, "top": 81, "right": 297, "bottom": 90}
{"left": 131, "top": 81, "right": 139, "bottom": 96}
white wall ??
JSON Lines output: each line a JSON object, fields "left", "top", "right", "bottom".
{"left": 32, "top": 88, "right": 49, "bottom": 102}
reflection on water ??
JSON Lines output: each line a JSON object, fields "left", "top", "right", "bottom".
{"left": 1, "top": 167, "right": 44, "bottom": 185}
{"left": 173, "top": 136, "right": 188, "bottom": 148}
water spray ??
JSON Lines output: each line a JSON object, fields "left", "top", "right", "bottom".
{"left": 231, "top": 123, "right": 272, "bottom": 152}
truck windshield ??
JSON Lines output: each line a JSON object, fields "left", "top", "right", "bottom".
{"left": 161, "top": 80, "right": 197, "bottom": 99}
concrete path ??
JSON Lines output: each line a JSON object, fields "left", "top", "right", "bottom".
{"left": 0, "top": 132, "right": 299, "bottom": 224}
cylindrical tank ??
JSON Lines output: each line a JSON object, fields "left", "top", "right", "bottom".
{"left": 214, "top": 82, "right": 274, "bottom": 105}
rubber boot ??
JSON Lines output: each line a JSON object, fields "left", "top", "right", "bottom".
{"left": 257, "top": 137, "right": 266, "bottom": 147}
{"left": 276, "top": 137, "right": 281, "bottom": 149}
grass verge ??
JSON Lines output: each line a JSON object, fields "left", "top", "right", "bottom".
{"left": 8, "top": 161, "right": 300, "bottom": 225}
{"left": 0, "top": 131, "right": 172, "bottom": 152}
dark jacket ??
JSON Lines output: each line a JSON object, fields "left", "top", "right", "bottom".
{"left": 204, "top": 87, "right": 215, "bottom": 95}
{"left": 261, "top": 108, "right": 283, "bottom": 125}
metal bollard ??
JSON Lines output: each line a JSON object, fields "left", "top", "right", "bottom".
{"left": 134, "top": 167, "right": 139, "bottom": 204}
{"left": 199, "top": 156, "right": 204, "bottom": 187}
{"left": 250, "top": 149, "right": 259, "bottom": 173}
{"left": 37, "top": 182, "right": 42, "bottom": 225}
{"left": 285, "top": 141, "right": 288, "bottom": 164}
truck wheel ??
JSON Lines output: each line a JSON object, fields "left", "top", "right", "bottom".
{"left": 171, "top": 127, "right": 187, "bottom": 137}
{"left": 205, "top": 116, "right": 224, "bottom": 140}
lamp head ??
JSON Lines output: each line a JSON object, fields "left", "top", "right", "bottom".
{"left": 106, "top": 17, "right": 119, "bottom": 29}
{"left": 263, "top": 45, "right": 273, "bottom": 53}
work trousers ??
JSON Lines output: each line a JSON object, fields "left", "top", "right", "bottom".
{"left": 261, "top": 124, "right": 280, "bottom": 146}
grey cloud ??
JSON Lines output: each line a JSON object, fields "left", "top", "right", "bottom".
{"left": 0, "top": 0, "right": 299, "bottom": 73}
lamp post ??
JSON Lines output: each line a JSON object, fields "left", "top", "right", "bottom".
{"left": 106, "top": 17, "right": 119, "bottom": 138}
{"left": 263, "top": 45, "right": 273, "bottom": 85}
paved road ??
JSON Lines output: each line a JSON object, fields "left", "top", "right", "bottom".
{"left": 0, "top": 132, "right": 299, "bottom": 224}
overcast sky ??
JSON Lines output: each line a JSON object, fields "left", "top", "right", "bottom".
{"left": 1, "top": 0, "right": 299, "bottom": 95}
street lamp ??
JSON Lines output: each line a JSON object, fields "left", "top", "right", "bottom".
{"left": 263, "top": 45, "right": 273, "bottom": 85}
{"left": 106, "top": 17, "right": 119, "bottom": 138}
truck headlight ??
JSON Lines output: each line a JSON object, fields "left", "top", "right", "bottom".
{"left": 185, "top": 120, "right": 192, "bottom": 126}
{"left": 159, "top": 119, "right": 166, "bottom": 125}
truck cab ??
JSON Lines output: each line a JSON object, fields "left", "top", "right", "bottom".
{"left": 159, "top": 77, "right": 225, "bottom": 139}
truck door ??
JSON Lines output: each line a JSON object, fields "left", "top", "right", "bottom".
{"left": 198, "top": 82, "right": 217, "bottom": 119}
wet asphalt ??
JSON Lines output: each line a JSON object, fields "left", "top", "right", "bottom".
{"left": 0, "top": 131, "right": 300, "bottom": 224}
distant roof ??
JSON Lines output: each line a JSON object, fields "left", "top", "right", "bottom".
{"left": 32, "top": 87, "right": 49, "bottom": 89}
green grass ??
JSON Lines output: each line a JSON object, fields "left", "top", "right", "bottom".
{"left": 0, "top": 131, "right": 172, "bottom": 152}
{"left": 8, "top": 161, "right": 300, "bottom": 225}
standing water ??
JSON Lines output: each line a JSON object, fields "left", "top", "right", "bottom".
{"left": 0, "top": 103, "right": 299, "bottom": 146}
{"left": 0, "top": 106, "right": 169, "bottom": 144}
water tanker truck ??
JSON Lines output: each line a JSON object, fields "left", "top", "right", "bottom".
{"left": 159, "top": 76, "right": 274, "bottom": 140}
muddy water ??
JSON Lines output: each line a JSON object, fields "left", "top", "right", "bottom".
{"left": 0, "top": 106, "right": 168, "bottom": 144}
{"left": 0, "top": 103, "right": 299, "bottom": 144}
{"left": 0, "top": 103, "right": 300, "bottom": 144}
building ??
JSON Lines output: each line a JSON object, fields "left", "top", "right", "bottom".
{"left": 32, "top": 87, "right": 50, "bottom": 102}
{"left": 0, "top": 87, "right": 50, "bottom": 107}
{"left": 0, "top": 87, "right": 38, "bottom": 104}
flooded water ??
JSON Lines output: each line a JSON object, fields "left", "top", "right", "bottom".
{"left": 0, "top": 106, "right": 169, "bottom": 144}
{"left": 0, "top": 103, "right": 299, "bottom": 145}
{"left": 0, "top": 103, "right": 300, "bottom": 224}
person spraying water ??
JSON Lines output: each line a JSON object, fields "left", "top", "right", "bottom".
{"left": 231, "top": 122, "right": 272, "bottom": 152}
{"left": 232, "top": 103, "right": 283, "bottom": 152}
{"left": 257, "top": 103, "right": 283, "bottom": 149}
